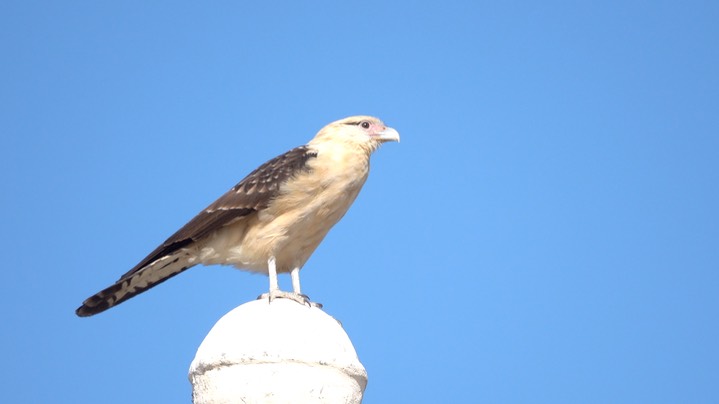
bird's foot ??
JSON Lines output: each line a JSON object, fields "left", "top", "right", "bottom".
{"left": 257, "top": 290, "right": 323, "bottom": 308}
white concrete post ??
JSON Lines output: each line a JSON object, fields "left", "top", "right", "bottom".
{"left": 189, "top": 299, "right": 367, "bottom": 403}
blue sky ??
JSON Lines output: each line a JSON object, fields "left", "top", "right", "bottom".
{"left": 2, "top": 1, "right": 718, "bottom": 402}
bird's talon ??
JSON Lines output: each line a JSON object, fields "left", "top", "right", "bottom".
{"left": 257, "top": 291, "right": 322, "bottom": 308}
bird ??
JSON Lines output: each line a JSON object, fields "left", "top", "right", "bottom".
{"left": 76, "top": 116, "right": 399, "bottom": 317}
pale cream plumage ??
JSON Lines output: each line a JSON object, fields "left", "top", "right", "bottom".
{"left": 76, "top": 116, "right": 399, "bottom": 316}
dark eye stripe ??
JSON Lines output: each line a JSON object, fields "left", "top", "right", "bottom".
{"left": 343, "top": 121, "right": 372, "bottom": 128}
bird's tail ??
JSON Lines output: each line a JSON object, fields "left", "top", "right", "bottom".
{"left": 76, "top": 251, "right": 195, "bottom": 317}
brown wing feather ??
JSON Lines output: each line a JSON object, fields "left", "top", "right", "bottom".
{"left": 118, "top": 145, "right": 317, "bottom": 281}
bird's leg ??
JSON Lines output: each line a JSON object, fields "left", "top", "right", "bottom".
{"left": 290, "top": 266, "right": 302, "bottom": 295}
{"left": 257, "top": 260, "right": 321, "bottom": 308}
{"left": 258, "top": 256, "right": 282, "bottom": 303}
{"left": 291, "top": 267, "right": 322, "bottom": 308}
{"left": 268, "top": 256, "right": 279, "bottom": 293}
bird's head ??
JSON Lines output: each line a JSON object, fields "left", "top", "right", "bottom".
{"left": 310, "top": 116, "right": 400, "bottom": 154}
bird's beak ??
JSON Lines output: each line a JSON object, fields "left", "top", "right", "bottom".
{"left": 375, "top": 127, "right": 400, "bottom": 143}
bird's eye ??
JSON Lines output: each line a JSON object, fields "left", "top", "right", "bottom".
{"left": 360, "top": 121, "right": 371, "bottom": 129}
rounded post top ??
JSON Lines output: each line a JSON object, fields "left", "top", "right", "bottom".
{"left": 189, "top": 299, "right": 367, "bottom": 403}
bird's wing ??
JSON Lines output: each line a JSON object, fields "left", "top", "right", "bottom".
{"left": 76, "top": 145, "right": 317, "bottom": 316}
{"left": 119, "top": 145, "right": 317, "bottom": 280}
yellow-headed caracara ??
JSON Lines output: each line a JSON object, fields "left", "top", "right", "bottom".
{"left": 76, "top": 116, "right": 399, "bottom": 317}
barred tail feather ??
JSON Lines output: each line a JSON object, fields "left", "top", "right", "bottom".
{"left": 76, "top": 252, "right": 195, "bottom": 317}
